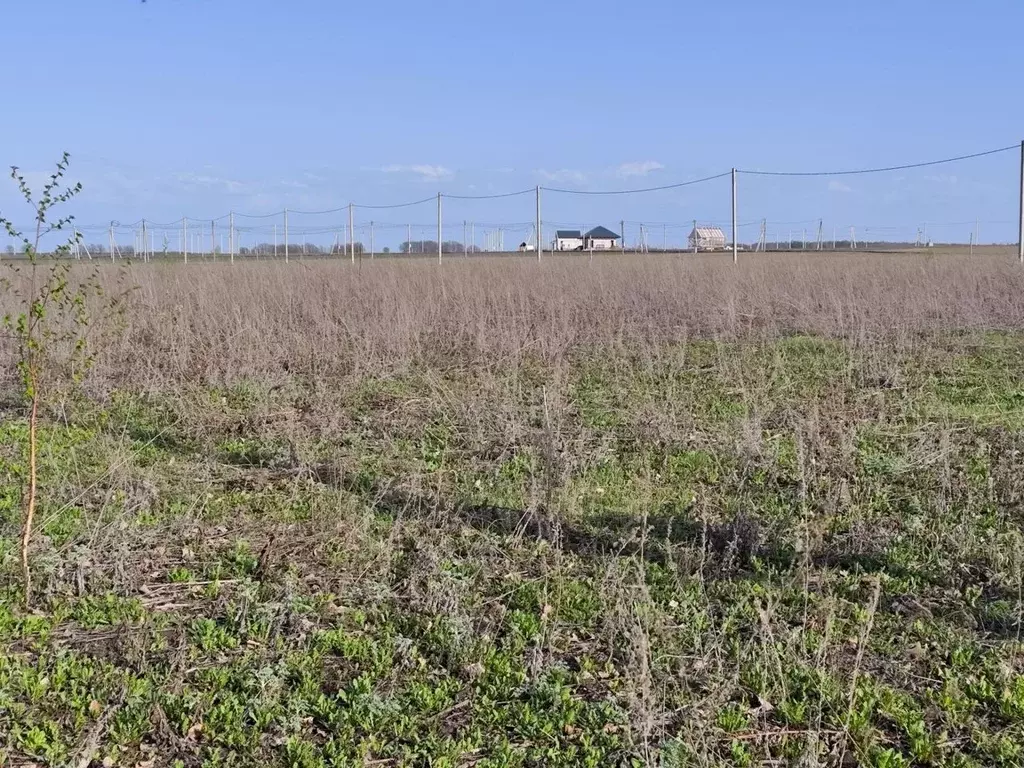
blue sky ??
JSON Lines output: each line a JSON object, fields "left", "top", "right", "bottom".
{"left": 1, "top": 0, "right": 1022, "bottom": 250}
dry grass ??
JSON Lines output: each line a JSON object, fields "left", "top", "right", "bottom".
{"left": 3, "top": 250, "right": 1024, "bottom": 767}
{"left": 4, "top": 250, "right": 1023, "bottom": 391}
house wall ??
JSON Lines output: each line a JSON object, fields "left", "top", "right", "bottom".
{"left": 590, "top": 238, "right": 616, "bottom": 250}
{"left": 556, "top": 238, "right": 583, "bottom": 251}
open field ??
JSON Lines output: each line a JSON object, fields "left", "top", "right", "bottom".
{"left": 3, "top": 251, "right": 1024, "bottom": 767}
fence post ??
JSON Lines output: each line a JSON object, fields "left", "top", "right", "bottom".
{"left": 731, "top": 168, "right": 738, "bottom": 265}
{"left": 437, "top": 193, "right": 443, "bottom": 265}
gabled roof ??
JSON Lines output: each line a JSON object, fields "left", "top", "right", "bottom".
{"left": 556, "top": 230, "right": 582, "bottom": 238}
{"left": 690, "top": 226, "right": 726, "bottom": 239}
{"left": 584, "top": 226, "right": 620, "bottom": 240}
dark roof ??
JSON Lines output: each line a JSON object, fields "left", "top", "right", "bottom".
{"left": 556, "top": 230, "right": 582, "bottom": 238}
{"left": 584, "top": 226, "right": 620, "bottom": 240}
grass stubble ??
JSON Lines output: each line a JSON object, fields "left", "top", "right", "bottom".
{"left": 2, "top": 250, "right": 1024, "bottom": 767}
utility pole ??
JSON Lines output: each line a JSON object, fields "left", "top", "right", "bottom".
{"left": 970, "top": 229, "right": 974, "bottom": 258}
{"left": 816, "top": 219, "right": 823, "bottom": 251}
{"left": 692, "top": 219, "right": 697, "bottom": 254}
{"left": 832, "top": 224, "right": 836, "bottom": 250}
{"left": 731, "top": 168, "right": 738, "bottom": 264}
{"left": 183, "top": 217, "right": 188, "bottom": 264}
{"left": 407, "top": 223, "right": 412, "bottom": 255}
{"left": 851, "top": 226, "right": 857, "bottom": 249}
{"left": 109, "top": 223, "right": 115, "bottom": 263}
{"left": 284, "top": 209, "right": 289, "bottom": 263}
{"left": 141, "top": 219, "right": 147, "bottom": 262}
{"left": 229, "top": 211, "right": 234, "bottom": 264}
{"left": 663, "top": 223, "right": 667, "bottom": 252}
{"left": 1018, "top": 140, "right": 1023, "bottom": 264}
{"left": 471, "top": 222, "right": 475, "bottom": 254}
{"left": 273, "top": 223, "right": 277, "bottom": 259}
{"left": 463, "top": 220, "right": 468, "bottom": 258}
{"left": 349, "top": 203, "right": 355, "bottom": 264}
{"left": 620, "top": 220, "right": 625, "bottom": 254}
{"left": 535, "top": 186, "right": 542, "bottom": 262}
{"left": 211, "top": 220, "right": 216, "bottom": 261}
{"left": 437, "top": 193, "right": 443, "bottom": 264}
{"left": 370, "top": 221, "right": 375, "bottom": 259}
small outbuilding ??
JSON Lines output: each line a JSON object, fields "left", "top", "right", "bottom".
{"left": 688, "top": 226, "right": 726, "bottom": 251}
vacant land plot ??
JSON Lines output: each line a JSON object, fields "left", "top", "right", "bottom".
{"left": 3, "top": 252, "right": 1024, "bottom": 767}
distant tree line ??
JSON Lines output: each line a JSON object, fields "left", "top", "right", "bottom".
{"left": 237, "top": 243, "right": 365, "bottom": 256}
{"left": 400, "top": 240, "right": 482, "bottom": 254}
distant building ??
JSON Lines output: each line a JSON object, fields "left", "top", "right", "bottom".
{"left": 583, "top": 226, "right": 621, "bottom": 251}
{"left": 553, "top": 230, "right": 584, "bottom": 251}
{"left": 688, "top": 226, "right": 726, "bottom": 251}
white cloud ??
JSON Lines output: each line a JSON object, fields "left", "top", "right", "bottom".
{"left": 535, "top": 168, "right": 588, "bottom": 185}
{"left": 616, "top": 161, "right": 664, "bottom": 178}
{"left": 827, "top": 180, "right": 852, "bottom": 193}
{"left": 381, "top": 164, "right": 453, "bottom": 180}
{"left": 172, "top": 171, "right": 252, "bottom": 194}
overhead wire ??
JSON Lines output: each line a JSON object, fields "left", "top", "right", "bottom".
{"left": 542, "top": 171, "right": 732, "bottom": 195}
{"left": 739, "top": 144, "right": 1018, "bottom": 177}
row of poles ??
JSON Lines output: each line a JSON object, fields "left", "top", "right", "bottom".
{"left": 73, "top": 141, "right": 1024, "bottom": 266}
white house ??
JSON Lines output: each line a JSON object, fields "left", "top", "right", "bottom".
{"left": 553, "top": 230, "right": 584, "bottom": 251}
{"left": 583, "top": 226, "right": 620, "bottom": 250}
{"left": 688, "top": 226, "right": 726, "bottom": 251}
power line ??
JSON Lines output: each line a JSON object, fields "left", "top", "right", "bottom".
{"left": 543, "top": 171, "right": 731, "bottom": 195}
{"left": 739, "top": 144, "right": 1018, "bottom": 177}
{"left": 446, "top": 188, "right": 534, "bottom": 200}
{"left": 352, "top": 195, "right": 437, "bottom": 211}
{"left": 235, "top": 210, "right": 286, "bottom": 219}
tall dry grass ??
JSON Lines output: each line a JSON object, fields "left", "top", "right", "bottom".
{"left": 3, "top": 250, "right": 1024, "bottom": 390}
